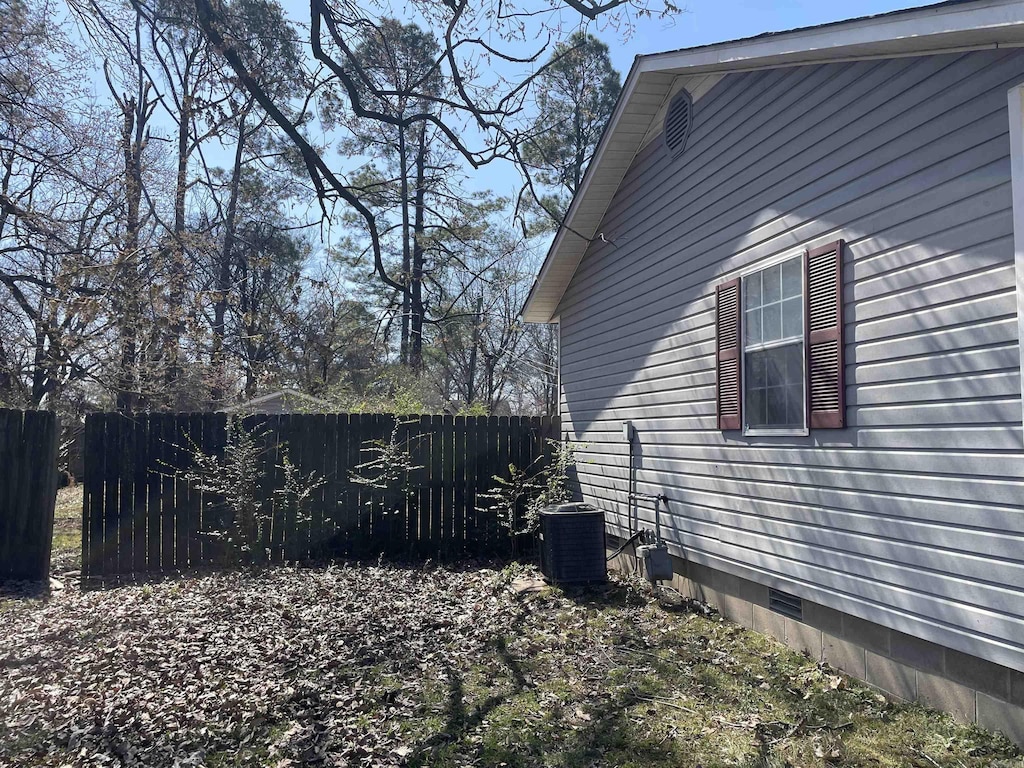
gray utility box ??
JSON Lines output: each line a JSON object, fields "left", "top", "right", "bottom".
{"left": 539, "top": 503, "right": 607, "bottom": 584}
{"left": 637, "top": 542, "right": 673, "bottom": 582}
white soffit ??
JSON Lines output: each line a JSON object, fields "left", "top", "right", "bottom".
{"left": 521, "top": 0, "right": 1024, "bottom": 324}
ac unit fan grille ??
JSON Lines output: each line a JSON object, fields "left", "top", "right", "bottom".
{"left": 539, "top": 506, "right": 606, "bottom": 584}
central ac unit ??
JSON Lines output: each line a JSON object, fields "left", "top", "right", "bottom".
{"left": 538, "top": 503, "right": 606, "bottom": 584}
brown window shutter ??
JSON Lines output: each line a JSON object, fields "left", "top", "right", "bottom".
{"left": 716, "top": 278, "right": 742, "bottom": 430}
{"left": 805, "top": 240, "right": 846, "bottom": 429}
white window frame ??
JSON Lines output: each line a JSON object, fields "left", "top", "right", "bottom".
{"left": 1007, "top": 83, "right": 1024, "bottom": 436}
{"left": 740, "top": 251, "right": 809, "bottom": 437}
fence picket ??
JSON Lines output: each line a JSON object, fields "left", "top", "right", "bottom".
{"left": 184, "top": 414, "right": 203, "bottom": 567}
{"left": 264, "top": 415, "right": 283, "bottom": 563}
{"left": 278, "top": 414, "right": 297, "bottom": 561}
{"left": 429, "top": 415, "right": 443, "bottom": 556}
{"left": 335, "top": 414, "right": 351, "bottom": 557}
{"left": 83, "top": 414, "right": 104, "bottom": 576}
{"left": 470, "top": 416, "right": 484, "bottom": 556}
{"left": 393, "top": 417, "right": 410, "bottom": 553}
{"left": 320, "top": 413, "right": 337, "bottom": 557}
{"left": 288, "top": 414, "right": 307, "bottom": 560}
{"left": 342, "top": 414, "right": 356, "bottom": 556}
{"left": 349, "top": 413, "right": 366, "bottom": 557}
{"left": 117, "top": 415, "right": 135, "bottom": 575}
{"left": 413, "top": 415, "right": 431, "bottom": 557}
{"left": 101, "top": 413, "right": 121, "bottom": 576}
{"left": 452, "top": 416, "right": 466, "bottom": 557}
{"left": 157, "top": 414, "right": 176, "bottom": 572}
{"left": 206, "top": 412, "right": 228, "bottom": 566}
{"left": 0, "top": 411, "right": 17, "bottom": 576}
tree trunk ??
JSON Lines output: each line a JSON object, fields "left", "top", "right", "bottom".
{"left": 115, "top": 92, "right": 144, "bottom": 414}
{"left": 210, "top": 112, "right": 247, "bottom": 406}
{"left": 409, "top": 123, "right": 427, "bottom": 371}
{"left": 466, "top": 294, "right": 483, "bottom": 404}
{"left": 398, "top": 126, "right": 411, "bottom": 366}
{"left": 165, "top": 90, "right": 192, "bottom": 408}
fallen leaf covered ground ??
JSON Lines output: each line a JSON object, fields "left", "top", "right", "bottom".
{"left": 1, "top": 562, "right": 1022, "bottom": 768}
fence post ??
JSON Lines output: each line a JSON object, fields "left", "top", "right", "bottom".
{"left": 0, "top": 409, "right": 58, "bottom": 581}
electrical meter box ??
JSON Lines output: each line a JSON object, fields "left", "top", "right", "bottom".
{"left": 636, "top": 542, "right": 673, "bottom": 582}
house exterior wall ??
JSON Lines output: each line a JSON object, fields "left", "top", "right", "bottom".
{"left": 556, "top": 49, "right": 1024, "bottom": 678}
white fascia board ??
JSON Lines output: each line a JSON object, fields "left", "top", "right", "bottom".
{"left": 638, "top": 0, "right": 1024, "bottom": 75}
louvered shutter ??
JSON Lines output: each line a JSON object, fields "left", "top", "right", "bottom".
{"left": 716, "top": 278, "right": 742, "bottom": 430}
{"left": 805, "top": 240, "right": 846, "bottom": 429}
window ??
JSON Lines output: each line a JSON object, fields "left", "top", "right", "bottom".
{"left": 715, "top": 240, "right": 846, "bottom": 434}
{"left": 743, "top": 257, "right": 805, "bottom": 432}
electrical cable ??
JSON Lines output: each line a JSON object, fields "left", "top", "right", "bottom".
{"left": 606, "top": 530, "right": 645, "bottom": 561}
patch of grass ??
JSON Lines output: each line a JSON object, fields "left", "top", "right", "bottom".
{"left": 50, "top": 485, "right": 82, "bottom": 572}
{"left": 400, "top": 575, "right": 1023, "bottom": 768}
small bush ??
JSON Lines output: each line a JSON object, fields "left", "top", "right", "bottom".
{"left": 349, "top": 418, "right": 423, "bottom": 515}
{"left": 477, "top": 438, "right": 577, "bottom": 538}
{"left": 180, "top": 417, "right": 323, "bottom": 564}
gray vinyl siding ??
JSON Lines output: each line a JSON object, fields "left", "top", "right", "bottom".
{"left": 555, "top": 49, "right": 1024, "bottom": 672}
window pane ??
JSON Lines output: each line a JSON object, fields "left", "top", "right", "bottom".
{"left": 782, "top": 257, "right": 801, "bottom": 299}
{"left": 746, "top": 388, "right": 766, "bottom": 427}
{"left": 765, "top": 347, "right": 785, "bottom": 382}
{"left": 745, "top": 308, "right": 761, "bottom": 345}
{"left": 785, "top": 384, "right": 804, "bottom": 425}
{"left": 762, "top": 302, "right": 781, "bottom": 342}
{"left": 745, "top": 273, "right": 761, "bottom": 310}
{"left": 782, "top": 296, "right": 802, "bottom": 339}
{"left": 785, "top": 343, "right": 803, "bottom": 383}
{"left": 747, "top": 352, "right": 765, "bottom": 388}
{"left": 763, "top": 264, "right": 781, "bottom": 304}
{"left": 766, "top": 386, "right": 787, "bottom": 426}
{"left": 745, "top": 344, "right": 805, "bottom": 429}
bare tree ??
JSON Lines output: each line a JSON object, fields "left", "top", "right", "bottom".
{"left": 189, "top": 0, "right": 677, "bottom": 329}
{"left": 0, "top": 0, "right": 123, "bottom": 409}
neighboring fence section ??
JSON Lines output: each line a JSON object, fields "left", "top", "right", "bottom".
{"left": 82, "top": 413, "right": 559, "bottom": 577}
{"left": 0, "top": 409, "right": 59, "bottom": 581}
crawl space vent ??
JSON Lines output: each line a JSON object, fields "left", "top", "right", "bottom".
{"left": 768, "top": 588, "right": 804, "bottom": 621}
{"left": 663, "top": 89, "right": 693, "bottom": 158}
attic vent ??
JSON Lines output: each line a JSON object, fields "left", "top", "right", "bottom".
{"left": 663, "top": 89, "right": 693, "bottom": 157}
{"left": 768, "top": 588, "right": 804, "bottom": 621}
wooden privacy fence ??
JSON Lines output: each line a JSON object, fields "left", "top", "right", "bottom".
{"left": 82, "top": 413, "right": 559, "bottom": 577}
{"left": 0, "top": 409, "right": 59, "bottom": 581}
